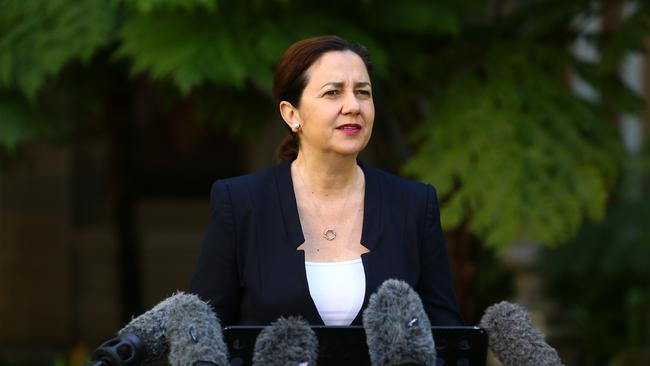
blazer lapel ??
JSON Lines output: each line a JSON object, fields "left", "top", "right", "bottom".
{"left": 358, "top": 161, "right": 382, "bottom": 252}
{"left": 274, "top": 160, "right": 323, "bottom": 324}
{"left": 355, "top": 161, "right": 384, "bottom": 324}
{"left": 274, "top": 159, "right": 305, "bottom": 249}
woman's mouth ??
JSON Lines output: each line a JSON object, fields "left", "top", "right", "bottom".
{"left": 336, "top": 124, "right": 362, "bottom": 135}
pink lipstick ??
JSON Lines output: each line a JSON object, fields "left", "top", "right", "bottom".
{"left": 336, "top": 123, "right": 362, "bottom": 136}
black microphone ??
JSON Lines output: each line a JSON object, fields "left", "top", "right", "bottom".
{"left": 362, "top": 279, "right": 436, "bottom": 366}
{"left": 165, "top": 292, "right": 229, "bottom": 366}
{"left": 479, "top": 301, "right": 563, "bottom": 366}
{"left": 252, "top": 316, "right": 318, "bottom": 366}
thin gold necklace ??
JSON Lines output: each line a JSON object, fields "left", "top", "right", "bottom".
{"left": 297, "top": 163, "right": 358, "bottom": 241}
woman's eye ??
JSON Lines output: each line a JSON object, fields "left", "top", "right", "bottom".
{"left": 324, "top": 90, "right": 340, "bottom": 96}
{"left": 355, "top": 89, "right": 371, "bottom": 97}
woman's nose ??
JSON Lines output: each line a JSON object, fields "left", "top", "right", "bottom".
{"left": 341, "top": 90, "right": 361, "bottom": 114}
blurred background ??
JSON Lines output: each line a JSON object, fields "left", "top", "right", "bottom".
{"left": 1, "top": 0, "right": 649, "bottom": 365}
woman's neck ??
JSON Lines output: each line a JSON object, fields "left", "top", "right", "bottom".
{"left": 293, "top": 150, "right": 360, "bottom": 197}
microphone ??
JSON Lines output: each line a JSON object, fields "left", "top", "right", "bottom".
{"left": 479, "top": 301, "right": 563, "bottom": 366}
{"left": 88, "top": 293, "right": 179, "bottom": 365}
{"left": 87, "top": 292, "right": 226, "bottom": 366}
{"left": 362, "top": 279, "right": 436, "bottom": 366}
{"left": 165, "top": 292, "right": 229, "bottom": 366}
{"left": 252, "top": 316, "right": 319, "bottom": 366}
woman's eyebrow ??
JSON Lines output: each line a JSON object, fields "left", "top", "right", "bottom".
{"left": 320, "top": 81, "right": 344, "bottom": 89}
{"left": 320, "top": 81, "right": 372, "bottom": 89}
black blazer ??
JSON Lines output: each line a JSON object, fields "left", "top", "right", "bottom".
{"left": 189, "top": 159, "right": 463, "bottom": 326}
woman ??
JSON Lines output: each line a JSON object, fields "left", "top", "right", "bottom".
{"left": 190, "top": 35, "right": 463, "bottom": 327}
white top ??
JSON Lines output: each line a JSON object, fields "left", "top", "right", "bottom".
{"left": 304, "top": 258, "right": 366, "bottom": 326}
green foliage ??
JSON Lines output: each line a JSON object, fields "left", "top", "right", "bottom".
{"left": 404, "top": 43, "right": 623, "bottom": 249}
{"left": 599, "top": 3, "right": 650, "bottom": 74}
{"left": 510, "top": 0, "right": 594, "bottom": 38}
{"left": 400, "top": 0, "right": 647, "bottom": 249}
{"left": 0, "top": 0, "right": 116, "bottom": 99}
{"left": 119, "top": 0, "right": 218, "bottom": 13}
{"left": 0, "top": 92, "right": 52, "bottom": 151}
{"left": 365, "top": 0, "right": 461, "bottom": 36}
{"left": 0, "top": 0, "right": 644, "bottom": 251}
{"left": 542, "top": 162, "right": 650, "bottom": 363}
{"left": 116, "top": 11, "right": 250, "bottom": 93}
{"left": 114, "top": 0, "right": 470, "bottom": 94}
{"left": 116, "top": 1, "right": 306, "bottom": 94}
{"left": 573, "top": 2, "right": 649, "bottom": 116}
{"left": 190, "top": 84, "right": 275, "bottom": 139}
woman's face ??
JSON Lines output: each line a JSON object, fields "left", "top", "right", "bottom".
{"left": 287, "top": 50, "right": 374, "bottom": 158}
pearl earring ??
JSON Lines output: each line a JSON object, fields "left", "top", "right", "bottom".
{"left": 292, "top": 123, "right": 301, "bottom": 131}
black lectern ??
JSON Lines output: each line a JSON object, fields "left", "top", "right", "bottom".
{"left": 223, "top": 326, "right": 487, "bottom": 366}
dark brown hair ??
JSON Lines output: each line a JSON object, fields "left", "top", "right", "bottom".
{"left": 273, "top": 35, "right": 373, "bottom": 162}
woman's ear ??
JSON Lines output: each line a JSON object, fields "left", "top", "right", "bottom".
{"left": 279, "top": 101, "right": 301, "bottom": 131}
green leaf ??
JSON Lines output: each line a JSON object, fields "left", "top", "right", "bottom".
{"left": 599, "top": 5, "right": 650, "bottom": 73}
{"left": 0, "top": 0, "right": 116, "bottom": 99}
{"left": 117, "top": 11, "right": 250, "bottom": 93}
{"left": 0, "top": 93, "right": 52, "bottom": 151}
{"left": 404, "top": 44, "right": 624, "bottom": 249}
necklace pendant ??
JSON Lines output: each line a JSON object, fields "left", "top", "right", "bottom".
{"left": 323, "top": 229, "right": 337, "bottom": 241}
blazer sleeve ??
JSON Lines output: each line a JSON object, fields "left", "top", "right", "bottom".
{"left": 418, "top": 184, "right": 464, "bottom": 325}
{"left": 189, "top": 180, "right": 241, "bottom": 325}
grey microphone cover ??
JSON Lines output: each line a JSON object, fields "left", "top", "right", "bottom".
{"left": 479, "top": 301, "right": 563, "bottom": 366}
{"left": 252, "top": 316, "right": 318, "bottom": 366}
{"left": 118, "top": 293, "right": 178, "bottom": 363}
{"left": 165, "top": 292, "right": 229, "bottom": 366}
{"left": 363, "top": 279, "right": 436, "bottom": 366}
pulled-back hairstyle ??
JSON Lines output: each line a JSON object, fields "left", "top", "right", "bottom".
{"left": 273, "top": 35, "right": 373, "bottom": 162}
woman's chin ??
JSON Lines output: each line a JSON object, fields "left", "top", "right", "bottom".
{"left": 329, "top": 142, "right": 369, "bottom": 157}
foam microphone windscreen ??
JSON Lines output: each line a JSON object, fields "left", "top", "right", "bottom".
{"left": 165, "top": 293, "right": 229, "bottom": 366}
{"left": 363, "top": 279, "right": 436, "bottom": 366}
{"left": 118, "top": 293, "right": 181, "bottom": 363}
{"left": 252, "top": 316, "right": 319, "bottom": 366}
{"left": 479, "top": 301, "right": 563, "bottom": 366}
